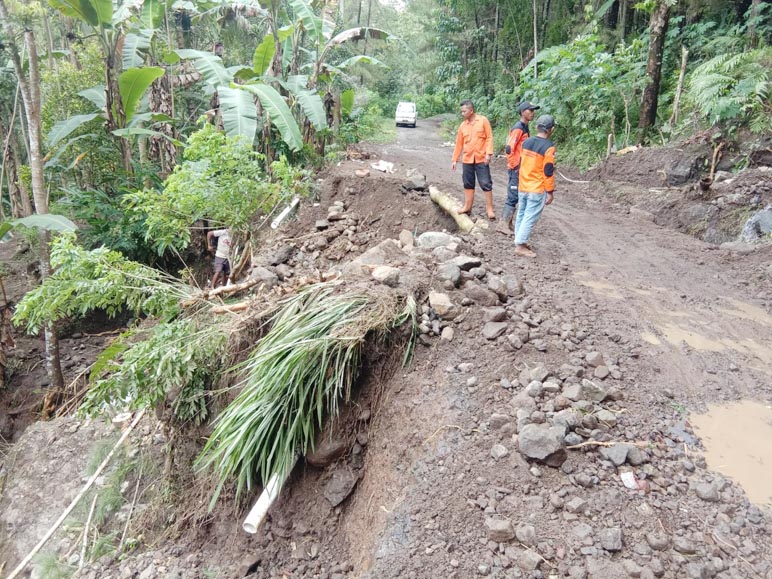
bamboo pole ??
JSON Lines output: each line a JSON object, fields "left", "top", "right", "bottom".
{"left": 6, "top": 409, "right": 146, "bottom": 579}
{"left": 428, "top": 186, "right": 486, "bottom": 234}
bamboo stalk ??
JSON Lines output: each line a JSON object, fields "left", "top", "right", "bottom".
{"left": 6, "top": 409, "right": 146, "bottom": 579}
{"left": 79, "top": 493, "right": 98, "bottom": 570}
{"left": 180, "top": 277, "right": 263, "bottom": 307}
{"left": 428, "top": 186, "right": 482, "bottom": 234}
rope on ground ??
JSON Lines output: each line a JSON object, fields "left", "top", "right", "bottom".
{"left": 557, "top": 171, "right": 590, "bottom": 184}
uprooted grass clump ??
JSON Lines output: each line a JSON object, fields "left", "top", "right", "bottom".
{"left": 195, "top": 281, "right": 416, "bottom": 506}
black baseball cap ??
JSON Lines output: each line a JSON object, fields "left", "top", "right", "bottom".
{"left": 518, "top": 101, "right": 541, "bottom": 114}
{"left": 536, "top": 114, "right": 556, "bottom": 130}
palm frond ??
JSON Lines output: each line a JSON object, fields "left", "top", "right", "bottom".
{"left": 195, "top": 282, "right": 416, "bottom": 507}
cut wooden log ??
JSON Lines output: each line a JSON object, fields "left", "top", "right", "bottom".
{"left": 429, "top": 186, "right": 487, "bottom": 234}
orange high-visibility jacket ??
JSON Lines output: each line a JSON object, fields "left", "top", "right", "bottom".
{"left": 505, "top": 121, "right": 529, "bottom": 170}
{"left": 518, "top": 136, "right": 556, "bottom": 194}
{"left": 452, "top": 114, "right": 494, "bottom": 164}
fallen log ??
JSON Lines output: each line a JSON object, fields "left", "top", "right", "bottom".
{"left": 428, "top": 186, "right": 486, "bottom": 234}
{"left": 181, "top": 277, "right": 262, "bottom": 307}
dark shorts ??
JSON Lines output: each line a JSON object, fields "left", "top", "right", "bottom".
{"left": 214, "top": 256, "right": 230, "bottom": 274}
{"left": 462, "top": 163, "right": 493, "bottom": 191}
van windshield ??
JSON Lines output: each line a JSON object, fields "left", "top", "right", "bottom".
{"left": 397, "top": 103, "right": 415, "bottom": 111}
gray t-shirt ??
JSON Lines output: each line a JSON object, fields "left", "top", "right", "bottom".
{"left": 211, "top": 229, "right": 232, "bottom": 259}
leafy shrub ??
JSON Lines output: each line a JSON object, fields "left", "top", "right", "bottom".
{"left": 517, "top": 34, "right": 647, "bottom": 167}
{"left": 126, "top": 124, "right": 282, "bottom": 255}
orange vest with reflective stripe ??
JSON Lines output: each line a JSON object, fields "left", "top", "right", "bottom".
{"left": 518, "top": 136, "right": 556, "bottom": 194}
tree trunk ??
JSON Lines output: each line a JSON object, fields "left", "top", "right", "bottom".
{"left": 532, "top": 0, "right": 539, "bottom": 79}
{"left": 637, "top": 0, "right": 670, "bottom": 140}
{"left": 669, "top": 46, "right": 688, "bottom": 126}
{"left": 104, "top": 42, "right": 133, "bottom": 173}
{"left": 618, "top": 0, "right": 629, "bottom": 42}
{"left": 0, "top": 0, "right": 66, "bottom": 394}
{"left": 747, "top": 0, "right": 760, "bottom": 48}
{"left": 539, "top": 0, "right": 551, "bottom": 48}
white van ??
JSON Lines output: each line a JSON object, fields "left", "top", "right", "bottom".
{"left": 395, "top": 101, "right": 417, "bottom": 127}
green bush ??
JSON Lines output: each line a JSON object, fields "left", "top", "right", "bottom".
{"left": 517, "top": 34, "right": 647, "bottom": 168}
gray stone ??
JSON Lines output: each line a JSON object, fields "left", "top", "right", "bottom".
{"left": 502, "top": 274, "right": 523, "bottom": 297}
{"left": 645, "top": 533, "right": 670, "bottom": 551}
{"left": 463, "top": 281, "right": 500, "bottom": 306}
{"left": 594, "top": 365, "right": 611, "bottom": 379}
{"left": 525, "top": 381, "right": 543, "bottom": 398}
{"left": 490, "top": 444, "right": 509, "bottom": 459}
{"left": 448, "top": 255, "right": 482, "bottom": 271}
{"left": 563, "top": 384, "right": 582, "bottom": 401}
{"left": 515, "top": 524, "right": 536, "bottom": 545}
{"left": 530, "top": 366, "right": 550, "bottom": 382}
{"left": 565, "top": 497, "right": 588, "bottom": 514}
{"left": 323, "top": 468, "right": 359, "bottom": 506}
{"left": 485, "top": 517, "right": 515, "bottom": 542}
{"left": 429, "top": 292, "right": 458, "bottom": 320}
{"left": 599, "top": 527, "right": 623, "bottom": 551}
{"left": 432, "top": 246, "right": 457, "bottom": 263}
{"left": 518, "top": 424, "right": 567, "bottom": 466}
{"left": 247, "top": 266, "right": 279, "bottom": 290}
{"left": 586, "top": 352, "right": 605, "bottom": 367}
{"left": 623, "top": 559, "right": 643, "bottom": 577}
{"left": 482, "top": 322, "right": 508, "bottom": 340}
{"left": 306, "top": 438, "right": 347, "bottom": 467}
{"left": 436, "top": 263, "right": 462, "bottom": 287}
{"left": 600, "top": 443, "right": 630, "bottom": 466}
{"left": 672, "top": 536, "right": 697, "bottom": 554}
{"left": 695, "top": 482, "right": 720, "bottom": 502}
{"left": 487, "top": 276, "right": 509, "bottom": 300}
{"left": 416, "top": 231, "right": 459, "bottom": 248}
{"left": 741, "top": 205, "right": 772, "bottom": 242}
{"left": 483, "top": 307, "right": 508, "bottom": 322}
{"left": 315, "top": 219, "right": 330, "bottom": 230}
{"left": 268, "top": 244, "right": 295, "bottom": 265}
{"left": 440, "top": 327, "right": 455, "bottom": 342}
{"left": 489, "top": 414, "right": 512, "bottom": 430}
{"left": 580, "top": 379, "right": 607, "bottom": 402}
{"left": 371, "top": 265, "right": 400, "bottom": 287}
{"left": 572, "top": 522, "right": 594, "bottom": 540}
{"left": 595, "top": 409, "right": 618, "bottom": 427}
{"left": 398, "top": 229, "right": 414, "bottom": 248}
{"left": 517, "top": 549, "right": 542, "bottom": 572}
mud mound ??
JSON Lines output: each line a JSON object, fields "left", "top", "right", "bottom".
{"left": 290, "top": 159, "right": 456, "bottom": 243}
{"left": 588, "top": 142, "right": 712, "bottom": 188}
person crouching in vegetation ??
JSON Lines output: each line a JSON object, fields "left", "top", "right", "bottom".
{"left": 514, "top": 115, "right": 556, "bottom": 258}
{"left": 451, "top": 99, "right": 496, "bottom": 220}
{"left": 207, "top": 228, "right": 232, "bottom": 288}
{"left": 497, "top": 101, "right": 540, "bottom": 235}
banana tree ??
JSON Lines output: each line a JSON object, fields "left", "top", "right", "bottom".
{"left": 48, "top": 0, "right": 170, "bottom": 171}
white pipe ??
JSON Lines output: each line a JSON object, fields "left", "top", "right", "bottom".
{"left": 271, "top": 196, "right": 300, "bottom": 229}
{"left": 242, "top": 455, "right": 298, "bottom": 534}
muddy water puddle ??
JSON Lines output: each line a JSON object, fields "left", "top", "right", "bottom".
{"left": 691, "top": 401, "right": 772, "bottom": 505}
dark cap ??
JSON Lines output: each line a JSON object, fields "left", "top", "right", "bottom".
{"left": 518, "top": 101, "right": 541, "bottom": 114}
{"left": 536, "top": 114, "right": 556, "bottom": 130}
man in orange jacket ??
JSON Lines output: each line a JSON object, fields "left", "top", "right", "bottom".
{"left": 451, "top": 100, "right": 495, "bottom": 219}
{"left": 497, "top": 101, "right": 540, "bottom": 234}
{"left": 514, "top": 114, "right": 556, "bottom": 258}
